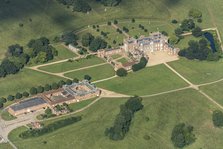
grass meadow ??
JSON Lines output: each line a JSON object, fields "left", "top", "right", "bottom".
{"left": 39, "top": 56, "right": 105, "bottom": 73}
{"left": 64, "top": 64, "right": 115, "bottom": 81}
{"left": 97, "top": 64, "right": 188, "bottom": 96}
{"left": 168, "top": 58, "right": 223, "bottom": 84}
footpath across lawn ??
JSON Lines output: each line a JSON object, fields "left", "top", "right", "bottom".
{"left": 97, "top": 64, "right": 188, "bottom": 96}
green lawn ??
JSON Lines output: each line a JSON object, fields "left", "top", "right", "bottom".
{"left": 50, "top": 44, "right": 77, "bottom": 62}
{"left": 64, "top": 64, "right": 115, "bottom": 81}
{"left": 168, "top": 58, "right": 223, "bottom": 85}
{"left": 0, "top": 68, "right": 62, "bottom": 98}
{"left": 8, "top": 89, "right": 223, "bottom": 149}
{"left": 117, "top": 58, "right": 129, "bottom": 64}
{"left": 1, "top": 110, "right": 16, "bottom": 121}
{"left": 200, "top": 81, "right": 223, "bottom": 106}
{"left": 97, "top": 64, "right": 188, "bottom": 96}
{"left": 111, "top": 54, "right": 122, "bottom": 59}
{"left": 39, "top": 56, "right": 105, "bottom": 73}
{"left": 68, "top": 98, "right": 96, "bottom": 112}
{"left": 0, "top": 143, "right": 13, "bottom": 149}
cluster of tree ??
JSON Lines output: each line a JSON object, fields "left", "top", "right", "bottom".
{"left": 0, "top": 44, "right": 29, "bottom": 78}
{"left": 60, "top": 32, "right": 78, "bottom": 46}
{"left": 57, "top": 0, "right": 91, "bottom": 13}
{"left": 19, "top": 116, "right": 82, "bottom": 139}
{"left": 171, "top": 123, "right": 196, "bottom": 148}
{"left": 122, "top": 27, "right": 129, "bottom": 33}
{"left": 116, "top": 28, "right": 123, "bottom": 34}
{"left": 81, "top": 33, "right": 107, "bottom": 51}
{"left": 132, "top": 57, "right": 148, "bottom": 72}
{"left": 105, "top": 96, "right": 143, "bottom": 140}
{"left": 27, "top": 37, "right": 58, "bottom": 64}
{"left": 178, "top": 39, "right": 220, "bottom": 61}
{"left": 212, "top": 110, "right": 223, "bottom": 127}
{"left": 116, "top": 68, "right": 127, "bottom": 77}
{"left": 138, "top": 24, "right": 148, "bottom": 32}
{"left": 97, "top": 0, "right": 121, "bottom": 6}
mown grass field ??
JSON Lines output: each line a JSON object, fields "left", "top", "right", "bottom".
{"left": 200, "top": 81, "right": 223, "bottom": 106}
{"left": 64, "top": 64, "right": 115, "bottom": 81}
{"left": 1, "top": 110, "right": 16, "bottom": 121}
{"left": 0, "top": 143, "right": 13, "bottom": 149}
{"left": 97, "top": 64, "right": 188, "bottom": 96}
{"left": 8, "top": 89, "right": 223, "bottom": 149}
{"left": 0, "top": 68, "right": 62, "bottom": 98}
{"left": 168, "top": 58, "right": 223, "bottom": 84}
{"left": 1, "top": 0, "right": 222, "bottom": 60}
{"left": 39, "top": 56, "right": 105, "bottom": 73}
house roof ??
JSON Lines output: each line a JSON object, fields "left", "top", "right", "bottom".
{"left": 10, "top": 97, "right": 47, "bottom": 111}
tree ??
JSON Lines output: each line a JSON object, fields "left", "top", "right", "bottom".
{"left": 73, "top": 78, "right": 79, "bottom": 83}
{"left": 132, "top": 57, "right": 148, "bottom": 72}
{"left": 107, "top": 21, "right": 112, "bottom": 26}
{"left": 116, "top": 68, "right": 127, "bottom": 77}
{"left": 114, "top": 19, "right": 118, "bottom": 24}
{"left": 7, "top": 44, "right": 23, "bottom": 57}
{"left": 22, "top": 92, "right": 29, "bottom": 98}
{"left": 66, "top": 79, "right": 73, "bottom": 85}
{"left": 0, "top": 102, "right": 3, "bottom": 108}
{"left": 45, "top": 107, "right": 52, "bottom": 116}
{"left": 7, "top": 95, "right": 15, "bottom": 101}
{"left": 34, "top": 52, "right": 47, "bottom": 63}
{"left": 189, "top": 8, "right": 202, "bottom": 19}
{"left": 60, "top": 32, "right": 78, "bottom": 45}
{"left": 58, "top": 80, "right": 66, "bottom": 87}
{"left": 180, "top": 19, "right": 195, "bottom": 31}
{"left": 105, "top": 96, "right": 143, "bottom": 140}
{"left": 192, "top": 26, "right": 203, "bottom": 37}
{"left": 81, "top": 33, "right": 94, "bottom": 47}
{"left": 89, "top": 37, "right": 107, "bottom": 51}
{"left": 52, "top": 83, "right": 59, "bottom": 90}
{"left": 44, "top": 84, "right": 51, "bottom": 91}
{"left": 37, "top": 86, "right": 44, "bottom": 93}
{"left": 30, "top": 87, "right": 37, "bottom": 95}
{"left": 212, "top": 110, "right": 223, "bottom": 127}
{"left": 0, "top": 67, "right": 6, "bottom": 78}
{"left": 84, "top": 75, "right": 91, "bottom": 81}
{"left": 171, "top": 123, "right": 196, "bottom": 148}
{"left": 171, "top": 19, "right": 178, "bottom": 24}
{"left": 131, "top": 18, "right": 135, "bottom": 23}
{"left": 73, "top": 0, "right": 91, "bottom": 13}
{"left": 0, "top": 97, "right": 7, "bottom": 103}
{"left": 174, "top": 27, "right": 183, "bottom": 37}
{"left": 15, "top": 93, "right": 23, "bottom": 99}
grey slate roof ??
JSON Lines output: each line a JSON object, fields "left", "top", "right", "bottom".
{"left": 10, "top": 97, "right": 46, "bottom": 111}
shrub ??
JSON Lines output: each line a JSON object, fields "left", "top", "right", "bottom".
{"left": 44, "top": 84, "right": 51, "bottom": 91}
{"left": 7, "top": 95, "right": 15, "bottom": 101}
{"left": 19, "top": 116, "right": 82, "bottom": 138}
{"left": 0, "top": 97, "right": 7, "bottom": 103}
{"left": 66, "top": 79, "right": 73, "bottom": 85}
{"left": 84, "top": 75, "right": 91, "bottom": 81}
{"left": 30, "top": 87, "right": 37, "bottom": 95}
{"left": 51, "top": 83, "right": 59, "bottom": 90}
{"left": 212, "top": 110, "right": 223, "bottom": 127}
{"left": 189, "top": 8, "right": 202, "bottom": 19}
{"left": 116, "top": 68, "right": 128, "bottom": 77}
{"left": 114, "top": 20, "right": 118, "bottom": 24}
{"left": 132, "top": 57, "right": 148, "bottom": 72}
{"left": 0, "top": 102, "right": 3, "bottom": 108}
{"left": 15, "top": 93, "right": 23, "bottom": 99}
{"left": 131, "top": 18, "right": 135, "bottom": 23}
{"left": 37, "top": 86, "right": 44, "bottom": 93}
{"left": 22, "top": 91, "right": 29, "bottom": 97}
{"left": 171, "top": 19, "right": 178, "bottom": 24}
